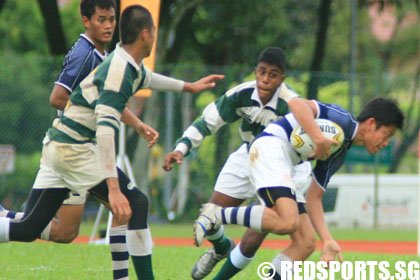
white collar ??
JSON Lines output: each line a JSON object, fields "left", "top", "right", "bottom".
{"left": 115, "top": 43, "right": 143, "bottom": 72}
{"left": 80, "top": 34, "right": 108, "bottom": 59}
{"left": 250, "top": 82, "right": 281, "bottom": 109}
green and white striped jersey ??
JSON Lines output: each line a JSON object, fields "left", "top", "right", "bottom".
{"left": 47, "top": 43, "right": 152, "bottom": 144}
{"left": 175, "top": 80, "right": 299, "bottom": 155}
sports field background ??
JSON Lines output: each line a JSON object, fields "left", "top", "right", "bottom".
{"left": 0, "top": 223, "right": 418, "bottom": 280}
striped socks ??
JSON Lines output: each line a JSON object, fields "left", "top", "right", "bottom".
{"left": 0, "top": 210, "right": 24, "bottom": 222}
{"left": 216, "top": 205, "right": 265, "bottom": 231}
{"left": 110, "top": 225, "right": 129, "bottom": 280}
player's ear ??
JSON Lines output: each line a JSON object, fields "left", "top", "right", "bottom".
{"left": 82, "top": 16, "right": 90, "bottom": 29}
{"left": 366, "top": 117, "right": 376, "bottom": 132}
{"left": 139, "top": 29, "right": 148, "bottom": 41}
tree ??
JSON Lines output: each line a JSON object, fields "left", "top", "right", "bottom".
{"left": 306, "top": 0, "right": 333, "bottom": 100}
{"left": 37, "top": 0, "right": 67, "bottom": 55}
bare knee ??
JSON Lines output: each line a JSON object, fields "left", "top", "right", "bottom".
{"left": 50, "top": 222, "right": 79, "bottom": 243}
{"left": 272, "top": 216, "right": 298, "bottom": 235}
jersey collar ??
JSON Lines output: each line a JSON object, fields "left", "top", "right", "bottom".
{"left": 250, "top": 81, "right": 281, "bottom": 109}
{"left": 80, "top": 34, "right": 108, "bottom": 59}
{"left": 115, "top": 43, "right": 142, "bottom": 72}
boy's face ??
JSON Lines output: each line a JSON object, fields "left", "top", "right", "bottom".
{"left": 255, "top": 62, "right": 285, "bottom": 102}
{"left": 364, "top": 122, "right": 396, "bottom": 154}
{"left": 83, "top": 6, "right": 116, "bottom": 47}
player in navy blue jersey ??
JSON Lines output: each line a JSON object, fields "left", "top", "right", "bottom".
{"left": 194, "top": 97, "right": 404, "bottom": 279}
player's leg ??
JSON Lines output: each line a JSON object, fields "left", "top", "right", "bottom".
{"left": 90, "top": 168, "right": 153, "bottom": 280}
{"left": 270, "top": 211, "right": 316, "bottom": 279}
{"left": 213, "top": 161, "right": 313, "bottom": 280}
{"left": 48, "top": 193, "right": 86, "bottom": 243}
{"left": 0, "top": 192, "right": 86, "bottom": 243}
{"left": 192, "top": 144, "right": 253, "bottom": 279}
{"left": 213, "top": 229, "right": 267, "bottom": 280}
{"left": 93, "top": 194, "right": 130, "bottom": 280}
{"left": 0, "top": 187, "right": 70, "bottom": 243}
{"left": 191, "top": 191, "right": 242, "bottom": 279}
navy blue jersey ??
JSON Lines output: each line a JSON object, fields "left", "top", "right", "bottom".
{"left": 264, "top": 101, "right": 358, "bottom": 190}
{"left": 55, "top": 34, "right": 106, "bottom": 93}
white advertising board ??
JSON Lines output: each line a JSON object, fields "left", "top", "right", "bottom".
{"left": 324, "top": 174, "right": 419, "bottom": 229}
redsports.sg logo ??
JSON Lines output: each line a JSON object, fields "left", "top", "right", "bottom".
{"left": 257, "top": 261, "right": 420, "bottom": 280}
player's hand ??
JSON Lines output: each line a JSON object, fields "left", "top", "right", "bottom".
{"left": 320, "top": 239, "right": 343, "bottom": 267}
{"left": 309, "top": 136, "right": 339, "bottom": 160}
{"left": 183, "top": 74, "right": 225, "bottom": 94}
{"left": 137, "top": 122, "right": 159, "bottom": 148}
{"left": 108, "top": 188, "right": 132, "bottom": 225}
{"left": 162, "top": 151, "right": 184, "bottom": 171}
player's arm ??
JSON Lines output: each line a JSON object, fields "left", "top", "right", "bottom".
{"left": 163, "top": 92, "right": 241, "bottom": 171}
{"left": 50, "top": 84, "right": 71, "bottom": 110}
{"left": 121, "top": 108, "right": 158, "bottom": 147}
{"left": 288, "top": 98, "right": 337, "bottom": 160}
{"left": 96, "top": 125, "right": 132, "bottom": 225}
{"left": 306, "top": 179, "right": 343, "bottom": 264}
{"left": 149, "top": 72, "right": 224, "bottom": 94}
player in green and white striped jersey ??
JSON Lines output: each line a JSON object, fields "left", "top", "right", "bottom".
{"left": 163, "top": 47, "right": 336, "bottom": 280}
{"left": 0, "top": 5, "right": 223, "bottom": 279}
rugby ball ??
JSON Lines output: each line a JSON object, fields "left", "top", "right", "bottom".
{"left": 290, "top": 119, "right": 344, "bottom": 160}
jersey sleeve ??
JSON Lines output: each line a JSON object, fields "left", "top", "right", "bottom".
{"left": 279, "top": 83, "right": 299, "bottom": 102}
{"left": 135, "top": 65, "right": 153, "bottom": 91}
{"left": 312, "top": 150, "right": 347, "bottom": 191}
{"left": 174, "top": 92, "right": 242, "bottom": 155}
{"left": 55, "top": 46, "right": 93, "bottom": 93}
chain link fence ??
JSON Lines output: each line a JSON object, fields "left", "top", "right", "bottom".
{"left": 0, "top": 53, "right": 418, "bottom": 223}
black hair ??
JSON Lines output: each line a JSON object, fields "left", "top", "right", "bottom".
{"left": 356, "top": 97, "right": 404, "bottom": 130}
{"left": 80, "top": 0, "right": 116, "bottom": 19}
{"left": 120, "top": 5, "right": 154, "bottom": 45}
{"left": 257, "top": 47, "right": 287, "bottom": 73}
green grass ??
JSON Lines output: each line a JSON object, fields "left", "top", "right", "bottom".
{"left": 0, "top": 243, "right": 418, "bottom": 280}
{"left": 0, "top": 223, "right": 416, "bottom": 279}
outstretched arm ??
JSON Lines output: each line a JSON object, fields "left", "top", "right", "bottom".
{"left": 305, "top": 178, "right": 343, "bottom": 264}
{"left": 149, "top": 72, "right": 224, "bottom": 94}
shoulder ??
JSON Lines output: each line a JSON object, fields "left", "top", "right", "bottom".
{"left": 64, "top": 36, "right": 95, "bottom": 63}
{"left": 225, "top": 80, "right": 256, "bottom": 98}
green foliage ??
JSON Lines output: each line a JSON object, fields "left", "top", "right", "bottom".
{"left": 0, "top": 1, "right": 46, "bottom": 54}
{"left": 0, "top": 152, "right": 41, "bottom": 210}
{"left": 60, "top": 0, "right": 86, "bottom": 45}
{"left": 0, "top": 53, "right": 58, "bottom": 154}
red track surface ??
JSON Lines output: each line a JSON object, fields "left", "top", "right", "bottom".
{"left": 74, "top": 236, "right": 417, "bottom": 255}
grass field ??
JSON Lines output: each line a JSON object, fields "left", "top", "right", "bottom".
{"left": 0, "top": 223, "right": 418, "bottom": 280}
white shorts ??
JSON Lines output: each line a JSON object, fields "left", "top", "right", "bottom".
{"left": 62, "top": 191, "right": 87, "bottom": 205}
{"left": 249, "top": 135, "right": 307, "bottom": 202}
{"left": 214, "top": 143, "right": 310, "bottom": 203}
{"left": 33, "top": 137, "right": 105, "bottom": 197}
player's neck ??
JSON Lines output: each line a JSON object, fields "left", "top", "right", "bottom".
{"left": 352, "top": 122, "right": 368, "bottom": 146}
{"left": 85, "top": 33, "right": 107, "bottom": 55}
{"left": 121, "top": 43, "right": 148, "bottom": 66}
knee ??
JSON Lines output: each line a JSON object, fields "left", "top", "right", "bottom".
{"left": 301, "top": 235, "right": 316, "bottom": 255}
{"left": 128, "top": 190, "right": 150, "bottom": 228}
{"left": 272, "top": 217, "right": 298, "bottom": 235}
{"left": 293, "top": 234, "right": 316, "bottom": 256}
{"left": 50, "top": 227, "right": 79, "bottom": 243}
